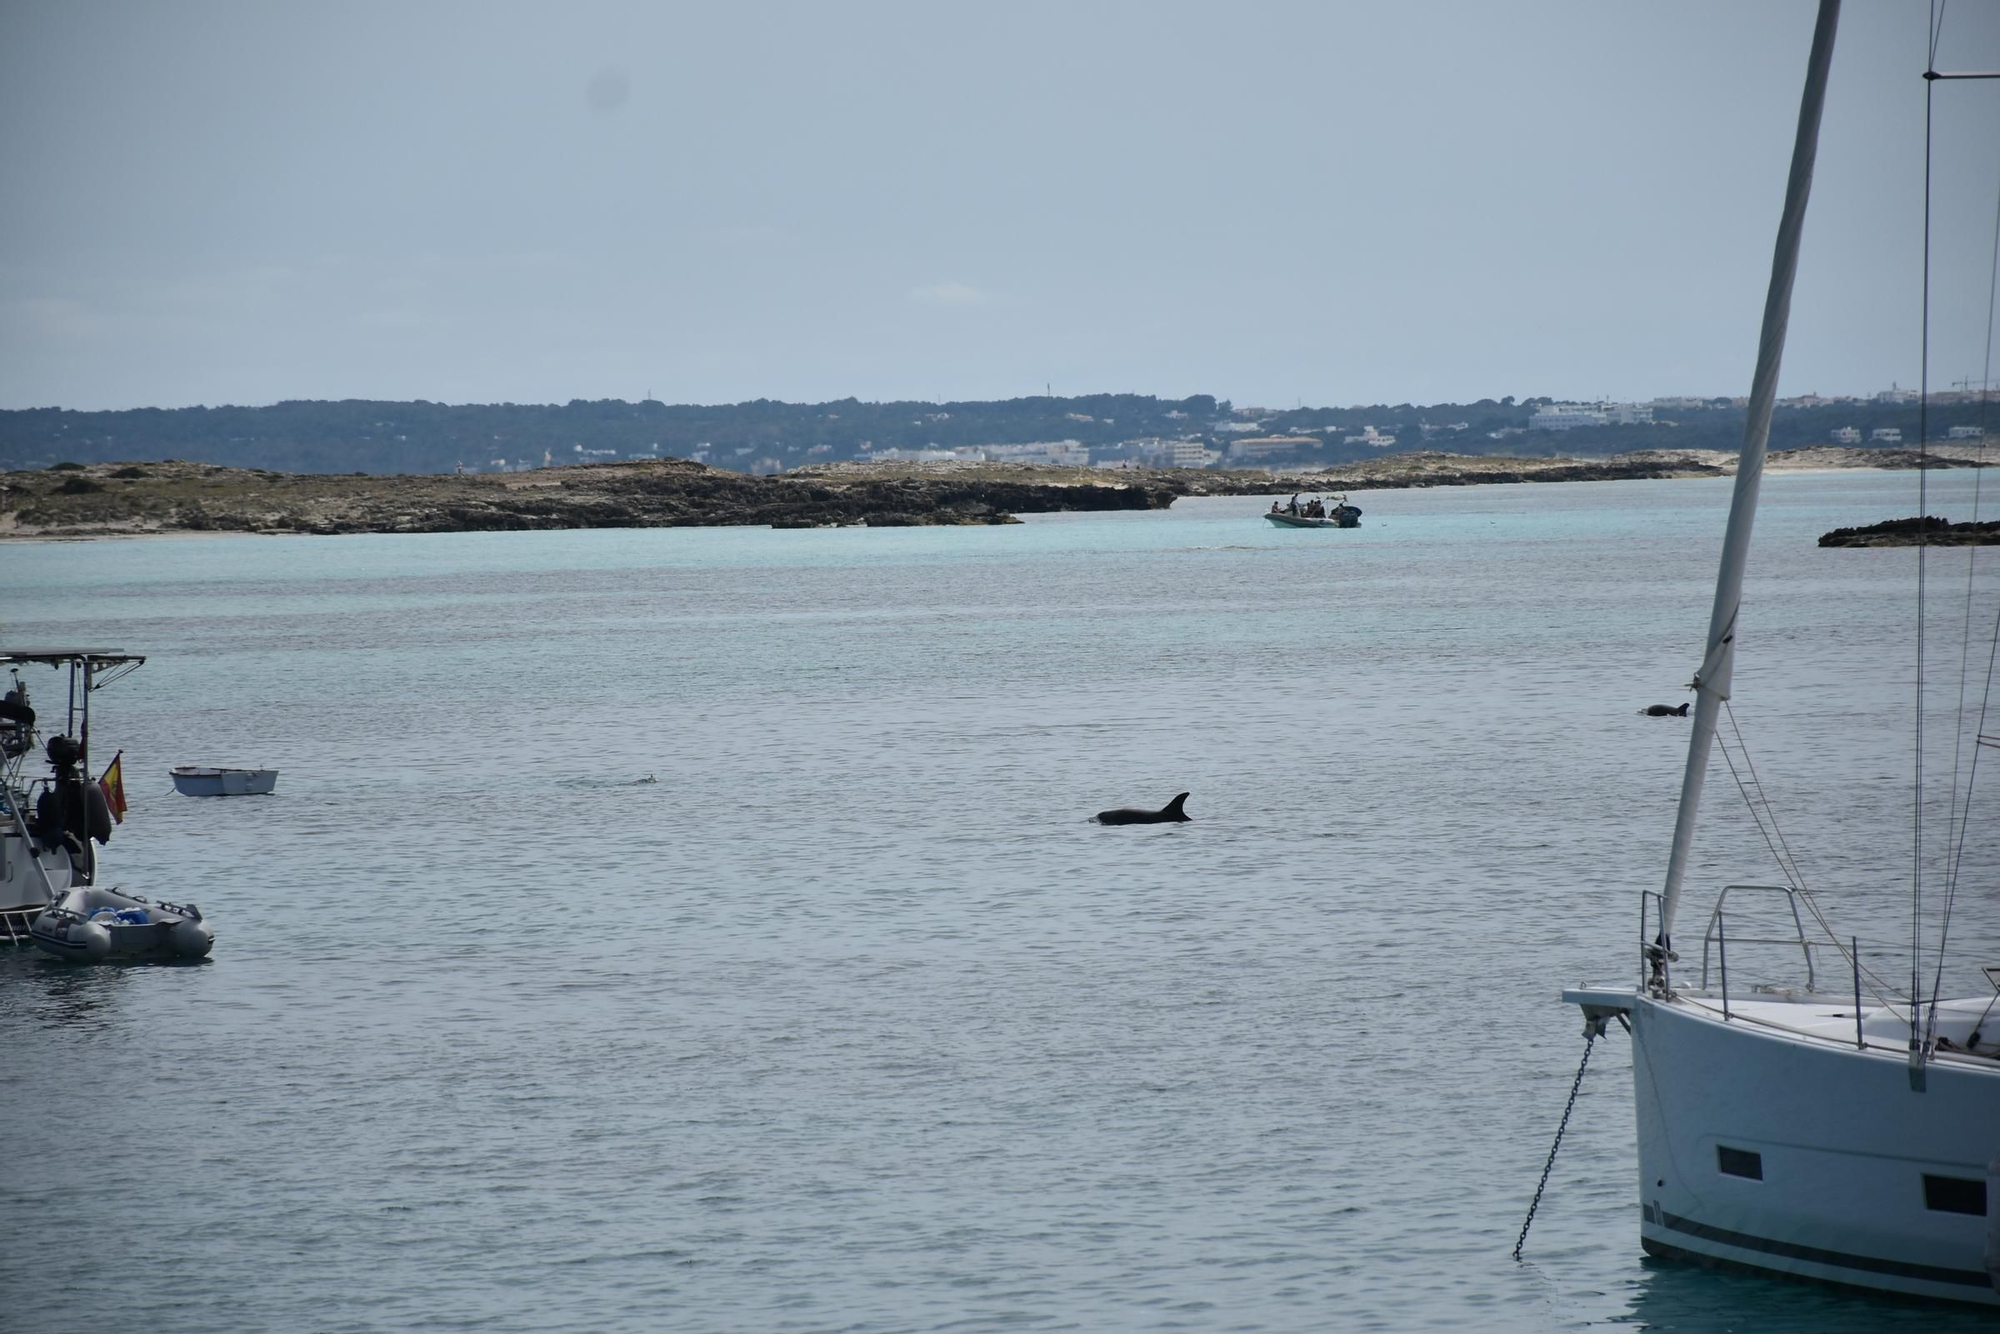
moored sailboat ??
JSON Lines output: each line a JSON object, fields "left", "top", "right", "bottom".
{"left": 1, "top": 647, "right": 143, "bottom": 944}
{"left": 1558, "top": 1, "right": 2000, "bottom": 1306}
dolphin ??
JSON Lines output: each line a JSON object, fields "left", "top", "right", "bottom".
{"left": 1093, "top": 792, "right": 1191, "bottom": 825}
{"left": 1640, "top": 703, "right": 1691, "bottom": 717}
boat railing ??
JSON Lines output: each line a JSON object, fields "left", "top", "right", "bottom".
{"left": 1698, "top": 884, "right": 1820, "bottom": 993}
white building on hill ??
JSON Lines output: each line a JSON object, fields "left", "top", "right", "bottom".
{"left": 985, "top": 440, "right": 1090, "bottom": 467}
{"left": 1226, "top": 436, "right": 1317, "bottom": 463}
{"left": 1530, "top": 401, "right": 1655, "bottom": 430}
{"left": 1151, "top": 439, "right": 1218, "bottom": 469}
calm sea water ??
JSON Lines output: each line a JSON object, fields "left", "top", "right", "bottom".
{"left": 4, "top": 471, "right": 1996, "bottom": 1333}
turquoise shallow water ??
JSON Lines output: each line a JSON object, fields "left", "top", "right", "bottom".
{"left": 3, "top": 471, "right": 1997, "bottom": 1332}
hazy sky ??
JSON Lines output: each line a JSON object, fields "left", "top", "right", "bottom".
{"left": 3, "top": 1, "right": 1997, "bottom": 411}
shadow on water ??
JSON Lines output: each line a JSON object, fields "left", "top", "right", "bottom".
{"left": 1614, "top": 1256, "right": 1998, "bottom": 1332}
{"left": 0, "top": 949, "right": 139, "bottom": 1027}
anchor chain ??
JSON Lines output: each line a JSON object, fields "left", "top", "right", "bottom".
{"left": 1512, "top": 1024, "right": 1601, "bottom": 1259}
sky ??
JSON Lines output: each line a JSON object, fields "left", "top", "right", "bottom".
{"left": 3, "top": 0, "right": 1997, "bottom": 412}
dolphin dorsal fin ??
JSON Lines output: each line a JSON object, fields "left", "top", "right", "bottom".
{"left": 1165, "top": 792, "right": 1189, "bottom": 816}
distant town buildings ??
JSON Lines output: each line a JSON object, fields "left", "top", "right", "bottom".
{"left": 860, "top": 441, "right": 1097, "bottom": 467}
{"left": 1226, "top": 435, "right": 1317, "bottom": 463}
{"left": 1529, "top": 401, "right": 1655, "bottom": 430}
{"left": 1870, "top": 428, "right": 1903, "bottom": 444}
{"left": 1529, "top": 404, "right": 1601, "bottom": 430}
{"left": 866, "top": 447, "right": 980, "bottom": 463}
{"left": 1134, "top": 439, "right": 1219, "bottom": 469}
{"left": 1343, "top": 425, "right": 1397, "bottom": 447}
{"left": 1172, "top": 441, "right": 1221, "bottom": 468}
{"left": 1830, "top": 426, "right": 1861, "bottom": 444}
{"left": 1946, "top": 425, "right": 1985, "bottom": 439}
{"left": 985, "top": 440, "right": 1091, "bottom": 467}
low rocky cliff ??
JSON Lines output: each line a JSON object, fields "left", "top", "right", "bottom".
{"left": 0, "top": 458, "right": 1175, "bottom": 538}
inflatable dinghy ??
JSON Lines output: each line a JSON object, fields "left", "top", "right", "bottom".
{"left": 30, "top": 885, "right": 212, "bottom": 962}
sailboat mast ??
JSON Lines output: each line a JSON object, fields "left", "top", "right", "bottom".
{"left": 1658, "top": 0, "right": 1841, "bottom": 946}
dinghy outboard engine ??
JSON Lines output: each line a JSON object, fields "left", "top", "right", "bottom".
{"left": 33, "top": 736, "right": 113, "bottom": 880}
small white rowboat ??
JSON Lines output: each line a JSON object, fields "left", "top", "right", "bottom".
{"left": 170, "top": 765, "right": 278, "bottom": 797}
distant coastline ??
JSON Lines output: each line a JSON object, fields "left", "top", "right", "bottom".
{"left": 1, "top": 447, "right": 1988, "bottom": 541}
{"left": 4, "top": 391, "right": 1990, "bottom": 481}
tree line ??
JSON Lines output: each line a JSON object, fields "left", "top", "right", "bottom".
{"left": 0, "top": 393, "right": 1980, "bottom": 475}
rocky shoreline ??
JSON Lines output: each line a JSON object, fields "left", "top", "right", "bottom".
{"left": 1, "top": 446, "right": 1987, "bottom": 540}
{"left": 1818, "top": 516, "right": 2000, "bottom": 548}
{"left": 0, "top": 458, "right": 1175, "bottom": 538}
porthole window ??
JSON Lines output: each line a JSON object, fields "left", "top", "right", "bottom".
{"left": 1717, "top": 1146, "right": 1763, "bottom": 1180}
{"left": 1923, "top": 1174, "right": 1986, "bottom": 1215}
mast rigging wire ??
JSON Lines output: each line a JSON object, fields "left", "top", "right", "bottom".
{"left": 1912, "top": 0, "right": 1944, "bottom": 1042}
{"left": 1713, "top": 705, "right": 1908, "bottom": 1010}
{"left": 1927, "top": 171, "right": 2000, "bottom": 1041}
{"left": 1917, "top": 0, "right": 2000, "bottom": 1046}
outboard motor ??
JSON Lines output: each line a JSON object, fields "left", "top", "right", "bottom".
{"left": 33, "top": 737, "right": 111, "bottom": 870}
{"left": 45, "top": 734, "right": 80, "bottom": 771}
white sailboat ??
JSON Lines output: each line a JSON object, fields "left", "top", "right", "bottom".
{"left": 1561, "top": 1, "right": 2000, "bottom": 1306}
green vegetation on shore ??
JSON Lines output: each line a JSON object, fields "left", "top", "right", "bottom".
{"left": 3, "top": 393, "right": 1984, "bottom": 478}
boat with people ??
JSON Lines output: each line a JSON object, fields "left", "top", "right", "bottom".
{"left": 1265, "top": 494, "right": 1361, "bottom": 528}
{"left": 170, "top": 765, "right": 279, "bottom": 797}
{"left": 1545, "top": 3, "right": 2000, "bottom": 1307}
{"left": 1, "top": 647, "right": 145, "bottom": 945}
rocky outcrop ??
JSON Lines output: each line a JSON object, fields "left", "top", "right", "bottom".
{"left": 0, "top": 458, "right": 1175, "bottom": 538}
{"left": 1818, "top": 516, "right": 2000, "bottom": 548}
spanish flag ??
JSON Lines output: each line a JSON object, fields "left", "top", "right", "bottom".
{"left": 98, "top": 751, "right": 127, "bottom": 824}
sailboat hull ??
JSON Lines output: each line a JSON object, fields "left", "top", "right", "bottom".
{"left": 1629, "top": 993, "right": 2000, "bottom": 1305}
